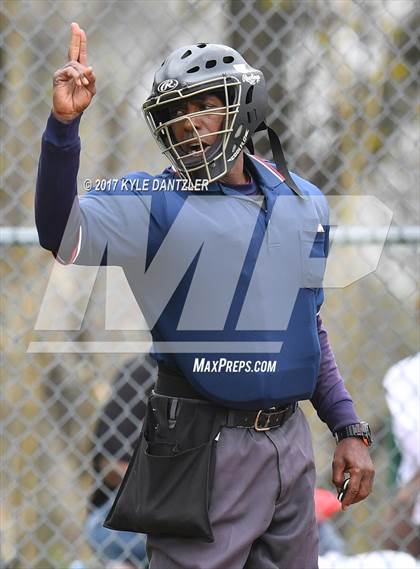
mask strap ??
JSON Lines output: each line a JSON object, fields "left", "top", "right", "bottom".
{"left": 248, "top": 122, "right": 305, "bottom": 198}
{"left": 245, "top": 138, "right": 255, "bottom": 154}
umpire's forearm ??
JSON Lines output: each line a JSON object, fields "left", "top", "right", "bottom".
{"left": 35, "top": 112, "right": 82, "bottom": 252}
{"left": 311, "top": 315, "right": 359, "bottom": 432}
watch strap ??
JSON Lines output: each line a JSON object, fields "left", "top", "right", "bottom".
{"left": 334, "top": 422, "right": 372, "bottom": 447}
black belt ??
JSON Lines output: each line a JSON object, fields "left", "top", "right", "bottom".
{"left": 155, "top": 363, "right": 297, "bottom": 432}
{"left": 226, "top": 403, "right": 297, "bottom": 431}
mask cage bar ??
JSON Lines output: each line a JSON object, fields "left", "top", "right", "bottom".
{"left": 156, "top": 105, "right": 238, "bottom": 160}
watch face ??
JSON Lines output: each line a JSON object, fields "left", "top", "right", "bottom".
{"left": 360, "top": 422, "right": 372, "bottom": 446}
{"left": 354, "top": 423, "right": 372, "bottom": 446}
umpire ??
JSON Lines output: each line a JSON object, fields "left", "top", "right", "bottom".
{"left": 35, "top": 23, "right": 374, "bottom": 569}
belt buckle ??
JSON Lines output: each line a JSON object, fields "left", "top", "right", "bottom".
{"left": 254, "top": 409, "right": 272, "bottom": 431}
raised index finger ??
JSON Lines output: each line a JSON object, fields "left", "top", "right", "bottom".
{"left": 68, "top": 22, "right": 81, "bottom": 62}
{"left": 79, "top": 28, "right": 88, "bottom": 66}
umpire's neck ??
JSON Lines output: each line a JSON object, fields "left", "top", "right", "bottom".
{"left": 218, "top": 152, "right": 248, "bottom": 186}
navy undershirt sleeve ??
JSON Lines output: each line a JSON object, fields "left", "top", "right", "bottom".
{"left": 311, "top": 315, "right": 359, "bottom": 432}
{"left": 35, "top": 112, "right": 82, "bottom": 256}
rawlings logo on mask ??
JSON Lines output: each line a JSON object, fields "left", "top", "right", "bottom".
{"left": 242, "top": 73, "right": 260, "bottom": 85}
{"left": 157, "top": 79, "right": 179, "bottom": 93}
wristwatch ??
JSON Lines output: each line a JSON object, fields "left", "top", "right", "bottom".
{"left": 334, "top": 422, "right": 372, "bottom": 447}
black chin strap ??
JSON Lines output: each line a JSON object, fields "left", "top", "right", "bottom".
{"left": 246, "top": 122, "right": 304, "bottom": 198}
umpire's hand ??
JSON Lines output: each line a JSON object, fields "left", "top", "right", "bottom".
{"left": 332, "top": 438, "right": 375, "bottom": 511}
{"left": 52, "top": 22, "right": 96, "bottom": 123}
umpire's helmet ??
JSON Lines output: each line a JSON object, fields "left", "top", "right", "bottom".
{"left": 143, "top": 43, "right": 301, "bottom": 194}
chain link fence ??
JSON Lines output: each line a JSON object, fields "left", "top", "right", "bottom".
{"left": 1, "top": 0, "right": 419, "bottom": 567}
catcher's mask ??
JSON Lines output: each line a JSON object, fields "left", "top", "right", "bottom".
{"left": 142, "top": 43, "right": 302, "bottom": 195}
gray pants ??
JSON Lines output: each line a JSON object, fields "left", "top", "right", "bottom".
{"left": 148, "top": 407, "right": 318, "bottom": 569}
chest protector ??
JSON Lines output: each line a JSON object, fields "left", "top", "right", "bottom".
{"left": 125, "top": 162, "right": 329, "bottom": 410}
